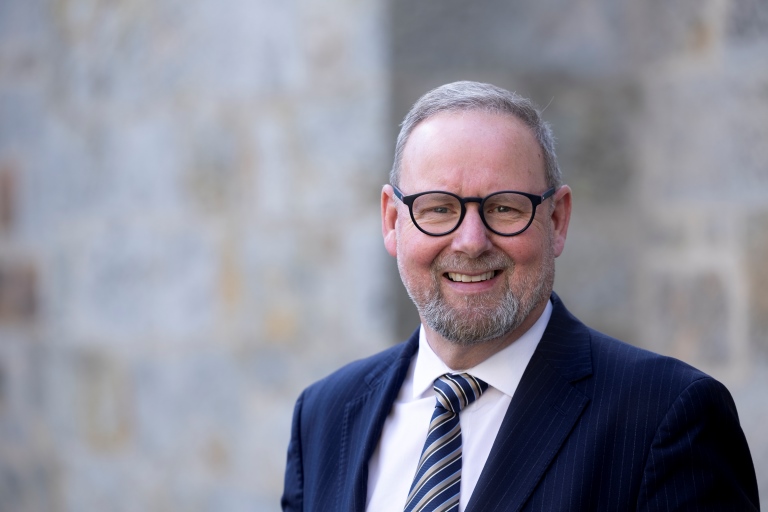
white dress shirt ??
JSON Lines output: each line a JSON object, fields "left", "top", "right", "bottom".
{"left": 366, "top": 300, "right": 552, "bottom": 512}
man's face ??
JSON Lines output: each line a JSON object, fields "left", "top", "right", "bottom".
{"left": 382, "top": 110, "right": 571, "bottom": 346}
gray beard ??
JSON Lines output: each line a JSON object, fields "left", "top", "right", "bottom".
{"left": 400, "top": 249, "right": 554, "bottom": 347}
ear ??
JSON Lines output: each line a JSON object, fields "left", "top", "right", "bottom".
{"left": 382, "top": 185, "right": 399, "bottom": 258}
{"left": 550, "top": 185, "right": 572, "bottom": 258}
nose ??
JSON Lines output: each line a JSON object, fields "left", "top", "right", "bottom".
{"left": 450, "top": 203, "right": 493, "bottom": 257}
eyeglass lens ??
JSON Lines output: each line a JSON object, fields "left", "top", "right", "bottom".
{"left": 411, "top": 192, "right": 535, "bottom": 235}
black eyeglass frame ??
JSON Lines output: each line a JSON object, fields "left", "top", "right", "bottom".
{"left": 392, "top": 185, "right": 557, "bottom": 237}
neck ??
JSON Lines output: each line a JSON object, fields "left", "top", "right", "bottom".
{"left": 423, "top": 299, "right": 548, "bottom": 370}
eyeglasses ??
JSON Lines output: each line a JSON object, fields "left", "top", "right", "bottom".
{"left": 392, "top": 185, "right": 556, "bottom": 237}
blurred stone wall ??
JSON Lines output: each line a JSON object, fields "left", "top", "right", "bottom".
{"left": 390, "top": 0, "right": 768, "bottom": 504}
{"left": 0, "top": 0, "right": 391, "bottom": 510}
{"left": 1, "top": 0, "right": 767, "bottom": 511}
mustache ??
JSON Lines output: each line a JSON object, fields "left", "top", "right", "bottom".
{"left": 431, "top": 251, "right": 514, "bottom": 275}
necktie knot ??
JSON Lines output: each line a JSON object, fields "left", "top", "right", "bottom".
{"left": 434, "top": 373, "right": 488, "bottom": 415}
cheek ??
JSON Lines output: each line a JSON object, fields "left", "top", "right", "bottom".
{"left": 397, "top": 224, "right": 444, "bottom": 268}
{"left": 498, "top": 234, "right": 548, "bottom": 268}
{"left": 517, "top": 240, "right": 545, "bottom": 263}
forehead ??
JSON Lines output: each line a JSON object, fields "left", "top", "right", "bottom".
{"left": 400, "top": 110, "right": 546, "bottom": 192}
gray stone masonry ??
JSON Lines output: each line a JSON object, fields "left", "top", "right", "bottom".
{"left": 1, "top": 0, "right": 767, "bottom": 510}
{"left": 1, "top": 0, "right": 389, "bottom": 510}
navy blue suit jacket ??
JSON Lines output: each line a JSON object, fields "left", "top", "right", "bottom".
{"left": 282, "top": 294, "right": 759, "bottom": 511}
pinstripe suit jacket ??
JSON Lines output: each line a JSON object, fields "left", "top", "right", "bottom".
{"left": 281, "top": 293, "right": 759, "bottom": 511}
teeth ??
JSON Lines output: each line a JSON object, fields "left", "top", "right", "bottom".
{"left": 447, "top": 271, "right": 495, "bottom": 283}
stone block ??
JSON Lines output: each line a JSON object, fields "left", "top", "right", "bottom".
{"left": 0, "top": 335, "right": 59, "bottom": 512}
{"left": 181, "top": 113, "right": 247, "bottom": 217}
{"left": 727, "top": 0, "right": 768, "bottom": 42}
{"left": 0, "top": 454, "right": 58, "bottom": 512}
{"left": 161, "top": 0, "right": 304, "bottom": 99}
{"left": 643, "top": 271, "right": 729, "bottom": 365}
{"left": 637, "top": 67, "right": 768, "bottom": 205}
{"left": 62, "top": 457, "right": 138, "bottom": 512}
{"left": 75, "top": 351, "right": 132, "bottom": 453}
{"left": 627, "top": 0, "right": 726, "bottom": 61}
{"left": 392, "top": 0, "right": 635, "bottom": 78}
{"left": 0, "top": 333, "right": 39, "bottom": 424}
{"left": 133, "top": 349, "right": 242, "bottom": 470}
{"left": 554, "top": 206, "right": 638, "bottom": 344}
{"left": 0, "top": 163, "right": 16, "bottom": 231}
{"left": 54, "top": 219, "right": 216, "bottom": 343}
{"left": 0, "top": 360, "right": 5, "bottom": 412}
{"left": 47, "top": 0, "right": 304, "bottom": 105}
{"left": 746, "top": 210, "right": 768, "bottom": 358}
{"left": 29, "top": 108, "right": 188, "bottom": 234}
{"left": 39, "top": 346, "right": 132, "bottom": 460}
{"left": 543, "top": 80, "right": 640, "bottom": 204}
{"left": 0, "top": 259, "right": 37, "bottom": 324}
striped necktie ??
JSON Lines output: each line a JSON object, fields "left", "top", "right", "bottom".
{"left": 404, "top": 373, "right": 489, "bottom": 512}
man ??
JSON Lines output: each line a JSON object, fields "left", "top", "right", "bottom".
{"left": 281, "top": 81, "right": 759, "bottom": 511}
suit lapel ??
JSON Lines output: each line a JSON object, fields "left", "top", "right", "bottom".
{"left": 337, "top": 331, "right": 419, "bottom": 512}
{"left": 466, "top": 295, "right": 593, "bottom": 512}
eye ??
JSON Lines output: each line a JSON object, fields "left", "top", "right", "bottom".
{"left": 412, "top": 194, "right": 461, "bottom": 218}
{"left": 487, "top": 203, "right": 523, "bottom": 215}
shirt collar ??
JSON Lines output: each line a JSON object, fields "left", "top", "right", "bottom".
{"left": 411, "top": 299, "right": 553, "bottom": 399}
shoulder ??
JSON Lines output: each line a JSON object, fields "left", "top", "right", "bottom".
{"left": 581, "top": 328, "right": 758, "bottom": 509}
{"left": 547, "top": 293, "right": 717, "bottom": 402}
{"left": 542, "top": 294, "right": 711, "bottom": 391}
{"left": 581, "top": 324, "right": 743, "bottom": 438}
{"left": 589, "top": 328, "right": 709, "bottom": 388}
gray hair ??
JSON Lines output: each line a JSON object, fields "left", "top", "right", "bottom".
{"left": 390, "top": 81, "right": 562, "bottom": 189}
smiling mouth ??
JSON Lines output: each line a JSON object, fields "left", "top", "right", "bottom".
{"left": 446, "top": 270, "right": 497, "bottom": 283}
